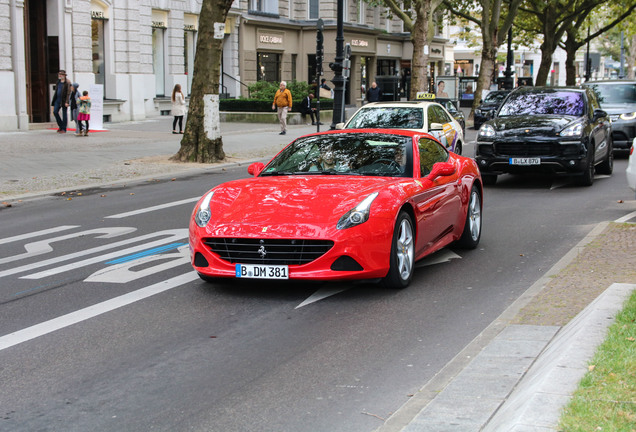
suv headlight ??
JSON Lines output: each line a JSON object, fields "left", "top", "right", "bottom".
{"left": 620, "top": 111, "right": 636, "bottom": 120}
{"left": 478, "top": 124, "right": 496, "bottom": 138}
{"left": 337, "top": 192, "right": 378, "bottom": 230}
{"left": 560, "top": 122, "right": 583, "bottom": 137}
{"left": 194, "top": 191, "right": 215, "bottom": 227}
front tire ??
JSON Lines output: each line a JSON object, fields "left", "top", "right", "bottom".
{"left": 596, "top": 137, "right": 613, "bottom": 175}
{"left": 577, "top": 145, "right": 595, "bottom": 186}
{"left": 382, "top": 211, "right": 415, "bottom": 289}
{"left": 455, "top": 186, "right": 482, "bottom": 249}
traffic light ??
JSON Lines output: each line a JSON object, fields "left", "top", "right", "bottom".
{"left": 316, "top": 30, "right": 324, "bottom": 76}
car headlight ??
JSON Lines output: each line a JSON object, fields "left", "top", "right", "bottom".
{"left": 337, "top": 192, "right": 379, "bottom": 230}
{"left": 475, "top": 109, "right": 482, "bottom": 115}
{"left": 620, "top": 111, "right": 636, "bottom": 120}
{"left": 560, "top": 122, "right": 583, "bottom": 137}
{"left": 478, "top": 124, "right": 496, "bottom": 138}
{"left": 194, "top": 191, "right": 215, "bottom": 227}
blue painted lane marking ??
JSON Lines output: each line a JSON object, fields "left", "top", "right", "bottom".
{"left": 105, "top": 242, "right": 187, "bottom": 265}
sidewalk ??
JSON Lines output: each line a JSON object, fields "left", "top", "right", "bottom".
{"left": 0, "top": 117, "right": 320, "bottom": 201}
{"left": 1, "top": 117, "right": 635, "bottom": 431}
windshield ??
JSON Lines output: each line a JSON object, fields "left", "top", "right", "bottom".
{"left": 484, "top": 91, "right": 508, "bottom": 103}
{"left": 587, "top": 83, "right": 636, "bottom": 105}
{"left": 498, "top": 91, "right": 585, "bottom": 117}
{"left": 346, "top": 107, "right": 424, "bottom": 129}
{"left": 262, "top": 133, "right": 413, "bottom": 177}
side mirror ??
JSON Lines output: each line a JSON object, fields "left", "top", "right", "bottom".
{"left": 427, "top": 162, "right": 456, "bottom": 181}
{"left": 429, "top": 122, "right": 444, "bottom": 131}
{"left": 335, "top": 122, "right": 345, "bottom": 129}
{"left": 248, "top": 162, "right": 265, "bottom": 176}
{"left": 593, "top": 109, "right": 607, "bottom": 121}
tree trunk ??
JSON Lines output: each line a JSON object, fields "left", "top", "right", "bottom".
{"left": 564, "top": 30, "right": 579, "bottom": 86}
{"left": 473, "top": 45, "right": 497, "bottom": 115}
{"left": 409, "top": 3, "right": 431, "bottom": 99}
{"left": 171, "top": 0, "right": 233, "bottom": 163}
{"left": 629, "top": 34, "right": 636, "bottom": 80}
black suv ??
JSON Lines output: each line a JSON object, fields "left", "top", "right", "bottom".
{"left": 476, "top": 86, "right": 612, "bottom": 186}
{"left": 473, "top": 90, "right": 510, "bottom": 128}
{"left": 584, "top": 80, "right": 636, "bottom": 151}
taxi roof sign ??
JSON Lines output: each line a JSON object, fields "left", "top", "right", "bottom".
{"left": 416, "top": 92, "right": 436, "bottom": 100}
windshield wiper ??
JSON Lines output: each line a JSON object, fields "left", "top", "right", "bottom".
{"left": 260, "top": 171, "right": 298, "bottom": 176}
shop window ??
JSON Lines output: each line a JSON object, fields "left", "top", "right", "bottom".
{"left": 309, "top": 0, "right": 319, "bottom": 19}
{"left": 292, "top": 54, "right": 297, "bottom": 82}
{"left": 152, "top": 27, "right": 166, "bottom": 96}
{"left": 184, "top": 30, "right": 196, "bottom": 94}
{"left": 377, "top": 59, "right": 397, "bottom": 76}
{"left": 91, "top": 18, "right": 106, "bottom": 92}
{"left": 252, "top": 0, "right": 278, "bottom": 15}
{"left": 258, "top": 52, "right": 281, "bottom": 82}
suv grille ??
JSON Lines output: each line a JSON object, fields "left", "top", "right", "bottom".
{"left": 494, "top": 142, "right": 557, "bottom": 156}
{"left": 203, "top": 238, "right": 334, "bottom": 265}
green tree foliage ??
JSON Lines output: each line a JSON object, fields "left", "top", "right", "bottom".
{"left": 443, "top": 0, "right": 522, "bottom": 117}
{"left": 587, "top": 6, "right": 636, "bottom": 80}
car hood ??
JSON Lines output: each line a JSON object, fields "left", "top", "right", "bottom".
{"left": 477, "top": 102, "right": 500, "bottom": 111}
{"left": 198, "top": 176, "right": 404, "bottom": 237}
{"left": 600, "top": 104, "right": 636, "bottom": 114}
{"left": 489, "top": 115, "right": 578, "bottom": 137}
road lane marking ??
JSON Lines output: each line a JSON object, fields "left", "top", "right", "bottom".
{"left": 21, "top": 229, "right": 188, "bottom": 279}
{"left": 615, "top": 210, "right": 636, "bottom": 223}
{"left": 105, "top": 197, "right": 200, "bottom": 219}
{"left": 0, "top": 272, "right": 198, "bottom": 352}
{"left": 296, "top": 287, "right": 349, "bottom": 309}
{"left": 0, "top": 226, "right": 80, "bottom": 246}
{"left": 0, "top": 227, "right": 136, "bottom": 265}
{"left": 0, "top": 229, "right": 182, "bottom": 279}
{"left": 105, "top": 242, "right": 188, "bottom": 264}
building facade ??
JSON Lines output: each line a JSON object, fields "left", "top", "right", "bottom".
{"left": 1, "top": 0, "right": 453, "bottom": 131}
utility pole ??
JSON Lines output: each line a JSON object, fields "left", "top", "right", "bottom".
{"left": 503, "top": 27, "right": 514, "bottom": 90}
{"left": 585, "top": 27, "right": 591, "bottom": 82}
{"left": 315, "top": 19, "right": 324, "bottom": 132}
{"left": 329, "top": 0, "right": 345, "bottom": 129}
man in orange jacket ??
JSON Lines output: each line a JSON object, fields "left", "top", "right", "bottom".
{"left": 272, "top": 81, "right": 292, "bottom": 135}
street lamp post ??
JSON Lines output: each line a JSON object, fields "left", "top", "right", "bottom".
{"left": 329, "top": 0, "right": 345, "bottom": 129}
{"left": 503, "top": 27, "right": 514, "bottom": 90}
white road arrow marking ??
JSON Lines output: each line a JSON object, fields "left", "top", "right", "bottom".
{"left": 296, "top": 249, "right": 462, "bottom": 308}
{"left": 295, "top": 287, "right": 349, "bottom": 309}
{"left": 0, "top": 225, "right": 79, "bottom": 246}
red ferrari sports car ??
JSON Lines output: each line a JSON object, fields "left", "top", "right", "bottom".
{"left": 189, "top": 129, "right": 483, "bottom": 289}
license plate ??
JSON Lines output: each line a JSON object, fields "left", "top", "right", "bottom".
{"left": 235, "top": 264, "right": 289, "bottom": 279}
{"left": 509, "top": 157, "right": 540, "bottom": 165}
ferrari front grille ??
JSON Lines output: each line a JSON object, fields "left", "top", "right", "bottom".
{"left": 203, "top": 238, "right": 334, "bottom": 265}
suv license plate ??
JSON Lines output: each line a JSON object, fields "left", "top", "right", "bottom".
{"left": 236, "top": 264, "right": 289, "bottom": 279}
{"left": 510, "top": 157, "right": 540, "bottom": 165}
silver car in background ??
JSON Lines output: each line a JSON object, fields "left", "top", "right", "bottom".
{"left": 584, "top": 80, "right": 636, "bottom": 151}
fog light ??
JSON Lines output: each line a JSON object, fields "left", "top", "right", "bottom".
{"left": 569, "top": 160, "right": 576, "bottom": 166}
{"left": 479, "top": 159, "right": 487, "bottom": 166}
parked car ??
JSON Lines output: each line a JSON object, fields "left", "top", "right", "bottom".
{"left": 190, "top": 129, "right": 483, "bottom": 289}
{"left": 473, "top": 90, "right": 510, "bottom": 129}
{"left": 435, "top": 98, "right": 466, "bottom": 133}
{"left": 476, "top": 86, "right": 612, "bottom": 186}
{"left": 584, "top": 80, "right": 636, "bottom": 151}
{"left": 627, "top": 138, "right": 636, "bottom": 194}
{"left": 338, "top": 101, "right": 465, "bottom": 154}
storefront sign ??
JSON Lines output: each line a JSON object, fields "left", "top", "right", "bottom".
{"left": 351, "top": 39, "right": 369, "bottom": 47}
{"left": 91, "top": 10, "right": 106, "bottom": 20}
{"left": 259, "top": 35, "right": 283, "bottom": 44}
{"left": 152, "top": 21, "right": 166, "bottom": 29}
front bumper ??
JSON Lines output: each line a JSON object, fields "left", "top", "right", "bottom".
{"left": 475, "top": 138, "right": 589, "bottom": 176}
{"left": 609, "top": 118, "right": 636, "bottom": 149}
{"left": 189, "top": 219, "right": 395, "bottom": 281}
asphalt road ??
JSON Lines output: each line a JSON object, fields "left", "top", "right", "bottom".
{"left": 0, "top": 141, "right": 634, "bottom": 431}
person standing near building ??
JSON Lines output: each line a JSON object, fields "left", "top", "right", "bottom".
{"left": 77, "top": 90, "right": 91, "bottom": 136}
{"left": 272, "top": 81, "right": 292, "bottom": 135}
{"left": 69, "top": 83, "right": 82, "bottom": 136}
{"left": 51, "top": 70, "right": 72, "bottom": 133}
{"left": 171, "top": 84, "right": 186, "bottom": 134}
{"left": 366, "top": 81, "right": 382, "bottom": 102}
{"left": 300, "top": 93, "right": 317, "bottom": 125}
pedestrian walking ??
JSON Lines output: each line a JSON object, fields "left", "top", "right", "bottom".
{"left": 272, "top": 81, "right": 292, "bottom": 135}
{"left": 300, "top": 93, "right": 317, "bottom": 125}
{"left": 51, "top": 70, "right": 72, "bottom": 133}
{"left": 70, "top": 83, "right": 81, "bottom": 136}
{"left": 77, "top": 90, "right": 91, "bottom": 136}
{"left": 366, "top": 81, "right": 382, "bottom": 102}
{"left": 171, "top": 84, "right": 186, "bottom": 134}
